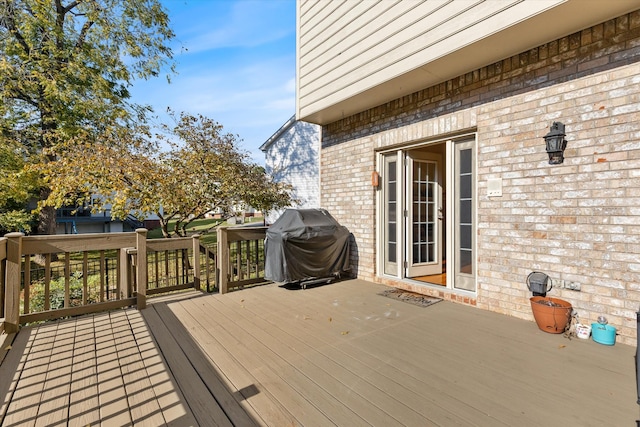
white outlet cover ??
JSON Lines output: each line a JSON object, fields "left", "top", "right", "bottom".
{"left": 487, "top": 178, "right": 502, "bottom": 197}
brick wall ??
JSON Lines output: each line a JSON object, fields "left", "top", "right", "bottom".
{"left": 320, "top": 10, "right": 640, "bottom": 345}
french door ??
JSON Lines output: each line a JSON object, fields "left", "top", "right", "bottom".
{"left": 379, "top": 139, "right": 476, "bottom": 292}
{"left": 406, "top": 151, "right": 442, "bottom": 277}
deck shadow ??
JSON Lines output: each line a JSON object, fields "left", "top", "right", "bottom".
{"left": 143, "top": 298, "right": 261, "bottom": 426}
{"left": 0, "top": 330, "right": 30, "bottom": 424}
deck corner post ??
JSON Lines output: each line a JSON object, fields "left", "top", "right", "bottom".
{"left": 192, "top": 234, "right": 201, "bottom": 291}
{"left": 217, "top": 226, "right": 229, "bottom": 294}
{"left": 5, "top": 232, "right": 24, "bottom": 333}
{"left": 136, "top": 228, "right": 148, "bottom": 309}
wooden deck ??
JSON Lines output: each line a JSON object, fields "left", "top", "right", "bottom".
{"left": 0, "top": 279, "right": 635, "bottom": 426}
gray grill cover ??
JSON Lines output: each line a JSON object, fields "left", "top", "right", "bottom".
{"left": 264, "top": 209, "right": 350, "bottom": 282}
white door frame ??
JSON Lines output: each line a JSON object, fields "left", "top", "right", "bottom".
{"left": 376, "top": 135, "right": 477, "bottom": 293}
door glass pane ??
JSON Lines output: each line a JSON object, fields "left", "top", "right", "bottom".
{"left": 460, "top": 224, "right": 472, "bottom": 249}
{"left": 460, "top": 174, "right": 472, "bottom": 199}
{"left": 388, "top": 161, "right": 396, "bottom": 181}
{"left": 383, "top": 155, "right": 398, "bottom": 275}
{"left": 460, "top": 249, "right": 473, "bottom": 274}
{"left": 460, "top": 149, "right": 472, "bottom": 173}
{"left": 459, "top": 166, "right": 473, "bottom": 274}
{"left": 455, "top": 143, "right": 475, "bottom": 291}
{"left": 460, "top": 200, "right": 472, "bottom": 223}
{"left": 412, "top": 160, "right": 437, "bottom": 265}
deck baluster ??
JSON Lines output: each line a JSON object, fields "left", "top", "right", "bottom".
{"left": 192, "top": 234, "right": 201, "bottom": 291}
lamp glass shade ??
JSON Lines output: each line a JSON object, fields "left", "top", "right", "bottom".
{"left": 544, "top": 122, "right": 566, "bottom": 164}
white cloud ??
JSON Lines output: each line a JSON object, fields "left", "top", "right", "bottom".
{"left": 131, "top": 0, "right": 297, "bottom": 164}
{"left": 173, "top": 0, "right": 295, "bottom": 54}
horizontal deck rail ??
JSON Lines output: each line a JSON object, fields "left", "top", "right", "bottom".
{"left": 1, "top": 225, "right": 269, "bottom": 331}
{"left": 1, "top": 230, "right": 205, "bottom": 332}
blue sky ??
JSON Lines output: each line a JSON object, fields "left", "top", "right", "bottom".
{"left": 129, "top": 0, "right": 297, "bottom": 164}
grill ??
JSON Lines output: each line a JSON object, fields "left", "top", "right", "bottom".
{"left": 264, "top": 209, "right": 351, "bottom": 287}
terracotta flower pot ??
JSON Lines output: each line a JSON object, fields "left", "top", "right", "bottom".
{"left": 530, "top": 296, "right": 572, "bottom": 334}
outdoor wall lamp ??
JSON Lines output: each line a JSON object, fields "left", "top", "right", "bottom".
{"left": 543, "top": 121, "right": 567, "bottom": 165}
{"left": 371, "top": 171, "right": 379, "bottom": 188}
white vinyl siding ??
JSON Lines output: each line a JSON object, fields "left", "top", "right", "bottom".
{"left": 298, "top": 0, "right": 558, "bottom": 120}
{"left": 261, "top": 120, "right": 320, "bottom": 224}
{"left": 297, "top": 0, "right": 638, "bottom": 124}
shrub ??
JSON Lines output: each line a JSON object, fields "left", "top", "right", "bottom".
{"left": 29, "top": 272, "right": 102, "bottom": 313}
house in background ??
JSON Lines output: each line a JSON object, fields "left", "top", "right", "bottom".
{"left": 297, "top": 0, "right": 640, "bottom": 344}
{"left": 56, "top": 205, "right": 136, "bottom": 234}
{"left": 260, "top": 115, "right": 320, "bottom": 224}
{"left": 56, "top": 197, "right": 157, "bottom": 234}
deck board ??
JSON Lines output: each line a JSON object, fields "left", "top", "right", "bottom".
{"left": 171, "top": 280, "right": 635, "bottom": 427}
{"left": 0, "top": 279, "right": 635, "bottom": 426}
{"left": 208, "top": 287, "right": 429, "bottom": 426}
{"left": 126, "top": 309, "right": 199, "bottom": 427}
{"left": 160, "top": 301, "right": 297, "bottom": 427}
{"left": 68, "top": 315, "right": 101, "bottom": 426}
{"left": 35, "top": 320, "right": 74, "bottom": 425}
{"left": 3, "top": 322, "right": 58, "bottom": 426}
{"left": 149, "top": 303, "right": 261, "bottom": 426}
{"left": 95, "top": 311, "right": 134, "bottom": 426}
{"left": 218, "top": 286, "right": 467, "bottom": 426}
{"left": 170, "top": 297, "right": 329, "bottom": 425}
{"left": 202, "top": 295, "right": 380, "bottom": 426}
{"left": 142, "top": 306, "right": 232, "bottom": 427}
{"left": 0, "top": 330, "right": 31, "bottom": 424}
{"left": 213, "top": 283, "right": 484, "bottom": 426}
{"left": 0, "top": 334, "right": 16, "bottom": 367}
{"left": 111, "top": 309, "right": 166, "bottom": 426}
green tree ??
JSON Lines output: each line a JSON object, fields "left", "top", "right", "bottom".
{"left": 42, "top": 112, "right": 294, "bottom": 238}
{"left": 239, "top": 164, "right": 296, "bottom": 224}
{"left": 39, "top": 122, "right": 163, "bottom": 223}
{"left": 0, "top": 136, "right": 39, "bottom": 233}
{"left": 153, "top": 112, "right": 293, "bottom": 237}
{"left": 0, "top": 0, "right": 174, "bottom": 234}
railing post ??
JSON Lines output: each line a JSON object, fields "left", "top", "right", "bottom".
{"left": 0, "top": 237, "right": 7, "bottom": 320}
{"left": 192, "top": 234, "right": 201, "bottom": 291}
{"left": 217, "top": 227, "right": 229, "bottom": 294}
{"left": 136, "top": 228, "right": 147, "bottom": 309}
{"left": 5, "top": 232, "right": 23, "bottom": 333}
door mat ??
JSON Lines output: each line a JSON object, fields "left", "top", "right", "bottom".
{"left": 378, "top": 288, "right": 442, "bottom": 308}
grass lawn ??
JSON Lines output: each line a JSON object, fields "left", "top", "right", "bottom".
{"left": 147, "top": 216, "right": 266, "bottom": 247}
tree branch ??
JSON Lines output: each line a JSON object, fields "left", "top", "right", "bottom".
{"left": 11, "top": 87, "right": 39, "bottom": 108}
{"left": 1, "top": 0, "right": 31, "bottom": 55}
{"left": 62, "top": 1, "right": 82, "bottom": 14}
{"left": 76, "top": 20, "right": 94, "bottom": 50}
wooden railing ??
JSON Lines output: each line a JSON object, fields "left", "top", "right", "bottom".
{"left": 1, "top": 229, "right": 203, "bottom": 332}
{"left": 127, "top": 234, "right": 207, "bottom": 296}
{"left": 217, "top": 226, "right": 269, "bottom": 293}
{"left": 0, "top": 225, "right": 269, "bottom": 332}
